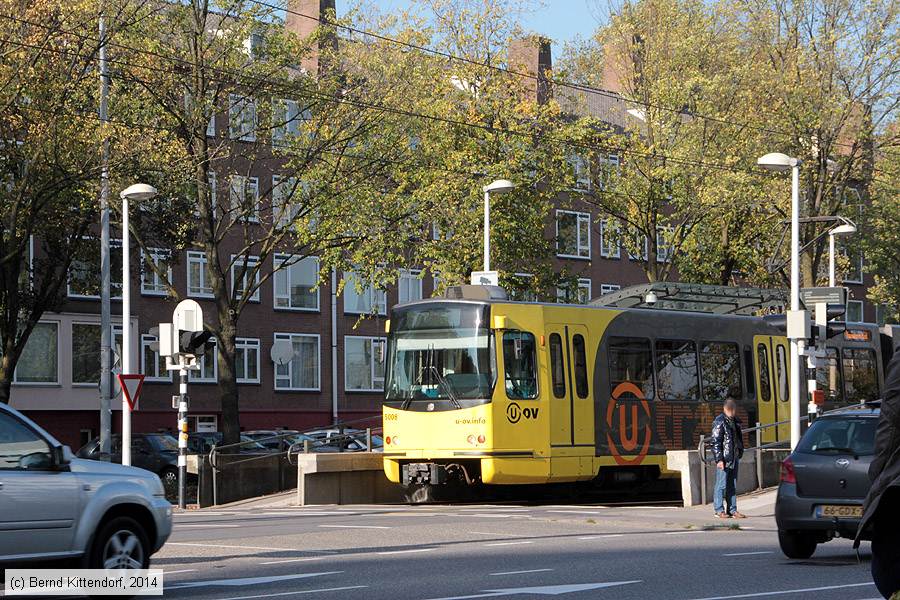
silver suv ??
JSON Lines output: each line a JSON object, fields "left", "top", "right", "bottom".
{"left": 0, "top": 404, "right": 172, "bottom": 568}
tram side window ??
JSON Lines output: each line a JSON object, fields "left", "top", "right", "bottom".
{"left": 816, "top": 348, "right": 843, "bottom": 402}
{"left": 842, "top": 348, "right": 880, "bottom": 402}
{"left": 655, "top": 340, "right": 700, "bottom": 401}
{"left": 744, "top": 347, "right": 756, "bottom": 399}
{"left": 757, "top": 344, "right": 771, "bottom": 402}
{"left": 503, "top": 332, "right": 537, "bottom": 399}
{"left": 572, "top": 334, "right": 589, "bottom": 399}
{"left": 549, "top": 333, "right": 566, "bottom": 398}
{"left": 609, "top": 337, "right": 655, "bottom": 400}
{"left": 700, "top": 342, "right": 742, "bottom": 403}
{"left": 775, "top": 344, "right": 788, "bottom": 402}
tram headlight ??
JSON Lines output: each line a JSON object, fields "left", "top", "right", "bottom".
{"left": 477, "top": 434, "right": 485, "bottom": 444}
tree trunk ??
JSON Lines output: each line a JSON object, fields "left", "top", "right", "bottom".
{"left": 0, "top": 375, "right": 11, "bottom": 404}
{"left": 216, "top": 309, "right": 241, "bottom": 446}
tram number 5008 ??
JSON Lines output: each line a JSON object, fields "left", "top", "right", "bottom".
{"left": 507, "top": 402, "right": 539, "bottom": 424}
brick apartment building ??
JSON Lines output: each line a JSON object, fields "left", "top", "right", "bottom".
{"left": 8, "top": 1, "right": 882, "bottom": 449}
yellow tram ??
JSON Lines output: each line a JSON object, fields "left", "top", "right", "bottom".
{"left": 381, "top": 285, "right": 890, "bottom": 500}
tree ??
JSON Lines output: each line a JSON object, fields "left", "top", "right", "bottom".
{"left": 862, "top": 131, "right": 900, "bottom": 320}
{"left": 0, "top": 0, "right": 148, "bottom": 402}
{"left": 112, "top": 0, "right": 424, "bottom": 443}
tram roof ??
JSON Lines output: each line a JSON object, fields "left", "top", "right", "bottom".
{"left": 591, "top": 282, "right": 787, "bottom": 316}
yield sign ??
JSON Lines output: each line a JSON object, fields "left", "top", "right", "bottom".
{"left": 117, "top": 374, "right": 145, "bottom": 411}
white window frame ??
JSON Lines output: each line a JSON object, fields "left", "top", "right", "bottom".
{"left": 273, "top": 333, "right": 321, "bottom": 391}
{"left": 272, "top": 175, "right": 302, "bottom": 229}
{"left": 846, "top": 300, "right": 865, "bottom": 323}
{"left": 511, "top": 272, "right": 538, "bottom": 302}
{"left": 187, "top": 250, "right": 213, "bottom": 298}
{"left": 600, "top": 283, "right": 621, "bottom": 295}
{"left": 188, "top": 337, "right": 217, "bottom": 383}
{"left": 577, "top": 278, "right": 592, "bottom": 304}
{"left": 13, "top": 320, "right": 60, "bottom": 386}
{"left": 343, "top": 271, "right": 387, "bottom": 315}
{"left": 567, "top": 151, "right": 591, "bottom": 191}
{"left": 628, "top": 230, "right": 649, "bottom": 261}
{"left": 68, "top": 238, "right": 122, "bottom": 299}
{"left": 273, "top": 254, "right": 320, "bottom": 312}
{"left": 71, "top": 322, "right": 123, "bottom": 387}
{"left": 235, "top": 338, "right": 260, "bottom": 384}
{"left": 600, "top": 220, "right": 621, "bottom": 259}
{"left": 840, "top": 244, "right": 864, "bottom": 284}
{"left": 230, "top": 254, "right": 260, "bottom": 302}
{"left": 229, "top": 175, "right": 259, "bottom": 223}
{"left": 344, "top": 335, "right": 386, "bottom": 393}
{"left": 140, "top": 248, "right": 172, "bottom": 296}
{"left": 228, "top": 93, "right": 257, "bottom": 142}
{"left": 656, "top": 225, "right": 674, "bottom": 263}
{"left": 556, "top": 210, "right": 591, "bottom": 259}
{"left": 272, "top": 98, "right": 309, "bottom": 147}
{"left": 141, "top": 334, "right": 172, "bottom": 382}
{"left": 398, "top": 269, "right": 423, "bottom": 304}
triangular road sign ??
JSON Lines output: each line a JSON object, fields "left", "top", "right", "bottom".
{"left": 117, "top": 374, "right": 145, "bottom": 411}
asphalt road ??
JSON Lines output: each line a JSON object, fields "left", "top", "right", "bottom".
{"left": 152, "top": 492, "right": 878, "bottom": 600}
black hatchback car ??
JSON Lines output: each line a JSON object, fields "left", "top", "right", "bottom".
{"left": 775, "top": 406, "right": 879, "bottom": 558}
{"left": 77, "top": 432, "right": 180, "bottom": 487}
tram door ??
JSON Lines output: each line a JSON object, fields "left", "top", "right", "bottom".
{"left": 546, "top": 325, "right": 593, "bottom": 449}
{"left": 754, "top": 335, "right": 791, "bottom": 443}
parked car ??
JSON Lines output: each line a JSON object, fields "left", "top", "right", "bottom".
{"left": 775, "top": 405, "right": 879, "bottom": 558}
{"left": 186, "top": 431, "right": 270, "bottom": 454}
{"left": 0, "top": 403, "right": 171, "bottom": 568}
{"left": 78, "top": 432, "right": 179, "bottom": 487}
{"left": 243, "top": 430, "right": 316, "bottom": 451}
{"left": 306, "top": 428, "right": 384, "bottom": 452}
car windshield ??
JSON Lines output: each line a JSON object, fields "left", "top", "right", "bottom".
{"left": 148, "top": 434, "right": 178, "bottom": 452}
{"left": 796, "top": 417, "right": 877, "bottom": 456}
{"left": 385, "top": 303, "right": 495, "bottom": 402}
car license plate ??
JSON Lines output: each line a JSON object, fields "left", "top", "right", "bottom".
{"left": 818, "top": 504, "right": 863, "bottom": 518}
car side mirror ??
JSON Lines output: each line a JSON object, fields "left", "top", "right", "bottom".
{"left": 51, "top": 445, "right": 73, "bottom": 468}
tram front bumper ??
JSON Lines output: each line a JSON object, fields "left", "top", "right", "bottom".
{"left": 401, "top": 462, "right": 449, "bottom": 486}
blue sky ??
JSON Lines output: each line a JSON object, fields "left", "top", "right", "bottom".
{"left": 337, "top": 1, "right": 603, "bottom": 48}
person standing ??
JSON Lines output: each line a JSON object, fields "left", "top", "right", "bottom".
{"left": 855, "top": 350, "right": 900, "bottom": 599}
{"left": 711, "top": 397, "right": 746, "bottom": 519}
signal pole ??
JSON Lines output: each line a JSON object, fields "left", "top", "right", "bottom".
{"left": 177, "top": 367, "right": 188, "bottom": 509}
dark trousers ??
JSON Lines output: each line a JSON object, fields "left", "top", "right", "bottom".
{"left": 872, "top": 489, "right": 900, "bottom": 599}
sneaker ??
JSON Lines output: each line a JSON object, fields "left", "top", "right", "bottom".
{"left": 715, "top": 511, "right": 731, "bottom": 519}
{"left": 729, "top": 511, "right": 747, "bottom": 519}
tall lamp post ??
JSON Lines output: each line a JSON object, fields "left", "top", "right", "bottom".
{"left": 481, "top": 179, "right": 514, "bottom": 272}
{"left": 119, "top": 183, "right": 158, "bottom": 465}
{"left": 828, "top": 223, "right": 857, "bottom": 287}
{"left": 757, "top": 153, "right": 804, "bottom": 449}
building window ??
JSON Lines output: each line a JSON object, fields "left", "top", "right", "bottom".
{"left": 274, "top": 254, "right": 319, "bottom": 311}
{"left": 236, "top": 338, "right": 260, "bottom": 384}
{"left": 598, "top": 154, "right": 620, "bottom": 189}
{"left": 600, "top": 283, "right": 621, "bottom": 296}
{"left": 14, "top": 322, "right": 58, "bottom": 384}
{"left": 839, "top": 242, "right": 864, "bottom": 284}
{"left": 231, "top": 255, "right": 260, "bottom": 302}
{"left": 344, "top": 336, "right": 386, "bottom": 392}
{"left": 557, "top": 278, "right": 591, "bottom": 304}
{"left": 556, "top": 210, "right": 591, "bottom": 259}
{"left": 229, "top": 94, "right": 257, "bottom": 141}
{"left": 141, "top": 334, "right": 171, "bottom": 382}
{"left": 206, "top": 110, "right": 215, "bottom": 137}
{"left": 398, "top": 269, "right": 423, "bottom": 304}
{"left": 187, "top": 251, "right": 213, "bottom": 298}
{"left": 627, "top": 229, "right": 649, "bottom": 261}
{"left": 141, "top": 248, "right": 172, "bottom": 296}
{"left": 567, "top": 151, "right": 591, "bottom": 190}
{"left": 600, "top": 220, "right": 620, "bottom": 258}
{"left": 69, "top": 238, "right": 122, "bottom": 298}
{"left": 272, "top": 175, "right": 302, "bottom": 229}
{"left": 509, "top": 273, "right": 538, "bottom": 302}
{"left": 229, "top": 175, "right": 259, "bottom": 222}
{"left": 188, "top": 338, "right": 217, "bottom": 383}
{"left": 274, "top": 333, "right": 320, "bottom": 391}
{"left": 846, "top": 300, "right": 864, "bottom": 323}
{"left": 343, "top": 271, "right": 386, "bottom": 315}
{"left": 272, "top": 98, "right": 309, "bottom": 146}
{"left": 71, "top": 323, "right": 122, "bottom": 385}
{"left": 656, "top": 226, "right": 673, "bottom": 263}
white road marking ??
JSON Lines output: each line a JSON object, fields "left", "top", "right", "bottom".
{"left": 214, "top": 586, "right": 367, "bottom": 600}
{"left": 485, "top": 541, "right": 533, "bottom": 547}
{"left": 547, "top": 510, "right": 603, "bottom": 515}
{"left": 319, "top": 524, "right": 390, "bottom": 529}
{"left": 378, "top": 548, "right": 436, "bottom": 555}
{"left": 422, "top": 580, "right": 642, "bottom": 600}
{"left": 722, "top": 551, "right": 773, "bottom": 556}
{"left": 490, "top": 569, "right": 554, "bottom": 576}
{"left": 175, "top": 523, "right": 241, "bottom": 528}
{"left": 469, "top": 531, "right": 521, "bottom": 537}
{"left": 259, "top": 557, "right": 327, "bottom": 565}
{"left": 257, "top": 511, "right": 347, "bottom": 517}
{"left": 166, "top": 542, "right": 332, "bottom": 553}
{"left": 162, "top": 569, "right": 197, "bottom": 575}
{"left": 665, "top": 531, "right": 702, "bottom": 535}
{"left": 465, "top": 514, "right": 514, "bottom": 518}
{"left": 167, "top": 571, "right": 341, "bottom": 589}
{"left": 578, "top": 534, "right": 624, "bottom": 540}
{"left": 681, "top": 581, "right": 875, "bottom": 600}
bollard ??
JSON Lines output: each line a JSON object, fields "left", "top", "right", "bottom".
{"left": 756, "top": 421, "right": 763, "bottom": 490}
{"left": 304, "top": 439, "right": 310, "bottom": 453}
{"left": 366, "top": 428, "right": 372, "bottom": 452}
{"left": 296, "top": 458, "right": 304, "bottom": 506}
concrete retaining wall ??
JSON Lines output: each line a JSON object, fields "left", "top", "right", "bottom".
{"left": 295, "top": 453, "right": 403, "bottom": 505}
{"left": 666, "top": 449, "right": 790, "bottom": 507}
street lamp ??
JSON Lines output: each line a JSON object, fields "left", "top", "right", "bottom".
{"left": 481, "top": 179, "right": 514, "bottom": 272}
{"left": 828, "top": 223, "right": 857, "bottom": 287}
{"left": 757, "top": 152, "right": 803, "bottom": 450}
{"left": 119, "top": 183, "right": 157, "bottom": 466}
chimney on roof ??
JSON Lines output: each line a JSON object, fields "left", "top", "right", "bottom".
{"left": 285, "top": 0, "right": 336, "bottom": 75}
{"left": 508, "top": 36, "right": 552, "bottom": 104}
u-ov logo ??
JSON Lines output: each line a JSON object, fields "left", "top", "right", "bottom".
{"left": 606, "top": 382, "right": 653, "bottom": 466}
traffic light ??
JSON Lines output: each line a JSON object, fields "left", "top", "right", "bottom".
{"left": 179, "top": 330, "right": 214, "bottom": 357}
{"left": 763, "top": 311, "right": 846, "bottom": 340}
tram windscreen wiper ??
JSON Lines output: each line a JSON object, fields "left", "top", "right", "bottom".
{"left": 428, "top": 364, "right": 462, "bottom": 409}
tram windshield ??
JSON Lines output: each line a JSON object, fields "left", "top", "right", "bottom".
{"left": 385, "top": 303, "right": 496, "bottom": 403}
